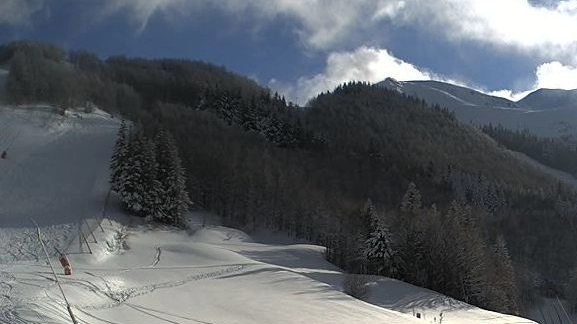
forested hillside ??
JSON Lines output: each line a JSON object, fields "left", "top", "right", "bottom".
{"left": 3, "top": 40, "right": 577, "bottom": 316}
{"left": 483, "top": 124, "right": 577, "bottom": 177}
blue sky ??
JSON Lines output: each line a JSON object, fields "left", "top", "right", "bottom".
{"left": 2, "top": 0, "right": 577, "bottom": 104}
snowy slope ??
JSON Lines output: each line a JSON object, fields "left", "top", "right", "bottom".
{"left": 0, "top": 106, "right": 118, "bottom": 262}
{"left": 518, "top": 88, "right": 577, "bottom": 110}
{"left": 380, "top": 78, "right": 521, "bottom": 110}
{"left": 379, "top": 78, "right": 577, "bottom": 137}
{"left": 0, "top": 217, "right": 538, "bottom": 324}
{"left": 0, "top": 106, "right": 538, "bottom": 323}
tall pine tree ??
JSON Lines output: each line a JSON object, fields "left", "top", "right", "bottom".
{"left": 396, "top": 182, "right": 427, "bottom": 285}
{"left": 117, "top": 132, "right": 163, "bottom": 219}
{"left": 110, "top": 120, "right": 128, "bottom": 192}
{"left": 488, "top": 236, "right": 519, "bottom": 314}
{"left": 363, "top": 208, "right": 396, "bottom": 276}
{"left": 155, "top": 129, "right": 191, "bottom": 226}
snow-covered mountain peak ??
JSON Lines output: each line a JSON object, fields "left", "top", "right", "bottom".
{"left": 381, "top": 77, "right": 404, "bottom": 93}
{"left": 518, "top": 87, "right": 577, "bottom": 110}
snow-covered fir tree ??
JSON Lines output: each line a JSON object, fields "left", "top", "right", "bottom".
{"left": 155, "top": 129, "right": 191, "bottom": 226}
{"left": 111, "top": 126, "right": 190, "bottom": 225}
{"left": 363, "top": 210, "right": 396, "bottom": 276}
{"left": 359, "top": 198, "right": 376, "bottom": 241}
{"left": 117, "top": 133, "right": 143, "bottom": 214}
{"left": 139, "top": 136, "right": 165, "bottom": 220}
{"left": 396, "top": 182, "right": 427, "bottom": 285}
{"left": 117, "top": 131, "right": 164, "bottom": 219}
{"left": 110, "top": 120, "right": 128, "bottom": 192}
{"left": 400, "top": 181, "right": 422, "bottom": 215}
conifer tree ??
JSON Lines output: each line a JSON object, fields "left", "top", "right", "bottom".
{"left": 155, "top": 129, "right": 191, "bottom": 225}
{"left": 140, "top": 136, "right": 164, "bottom": 220}
{"left": 443, "top": 201, "right": 488, "bottom": 306}
{"left": 400, "top": 182, "right": 422, "bottom": 215}
{"left": 396, "top": 182, "right": 426, "bottom": 285}
{"left": 359, "top": 198, "right": 376, "bottom": 242}
{"left": 489, "top": 236, "right": 519, "bottom": 314}
{"left": 117, "top": 133, "right": 142, "bottom": 213}
{"left": 363, "top": 209, "right": 396, "bottom": 276}
{"left": 118, "top": 132, "right": 164, "bottom": 219}
{"left": 110, "top": 120, "right": 128, "bottom": 192}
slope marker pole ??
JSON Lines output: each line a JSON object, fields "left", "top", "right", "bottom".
{"left": 83, "top": 218, "right": 98, "bottom": 243}
{"left": 30, "top": 218, "right": 79, "bottom": 324}
{"left": 78, "top": 221, "right": 82, "bottom": 253}
{"left": 79, "top": 224, "right": 93, "bottom": 254}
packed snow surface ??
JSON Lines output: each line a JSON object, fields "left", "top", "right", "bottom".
{"left": 0, "top": 219, "right": 539, "bottom": 324}
{"left": 0, "top": 105, "right": 538, "bottom": 323}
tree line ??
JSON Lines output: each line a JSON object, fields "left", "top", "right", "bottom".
{"left": 354, "top": 186, "right": 518, "bottom": 313}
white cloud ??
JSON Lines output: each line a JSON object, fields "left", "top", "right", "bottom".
{"left": 487, "top": 89, "right": 531, "bottom": 101}
{"left": 534, "top": 61, "right": 577, "bottom": 89}
{"left": 0, "top": 0, "right": 46, "bottom": 27}
{"left": 375, "top": 0, "right": 577, "bottom": 62}
{"left": 487, "top": 61, "right": 577, "bottom": 101}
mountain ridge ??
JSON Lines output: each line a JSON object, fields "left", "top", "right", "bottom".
{"left": 378, "top": 77, "right": 577, "bottom": 137}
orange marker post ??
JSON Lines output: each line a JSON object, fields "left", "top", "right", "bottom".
{"left": 58, "top": 254, "right": 72, "bottom": 275}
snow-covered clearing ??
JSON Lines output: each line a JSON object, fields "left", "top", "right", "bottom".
{"left": 0, "top": 105, "right": 538, "bottom": 323}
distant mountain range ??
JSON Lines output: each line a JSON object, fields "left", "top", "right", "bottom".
{"left": 378, "top": 78, "right": 577, "bottom": 138}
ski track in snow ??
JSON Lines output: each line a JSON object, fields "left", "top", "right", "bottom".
{"left": 79, "top": 264, "right": 252, "bottom": 310}
{"left": 0, "top": 263, "right": 254, "bottom": 324}
{"left": 423, "top": 84, "right": 475, "bottom": 106}
{"left": 151, "top": 247, "right": 161, "bottom": 267}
